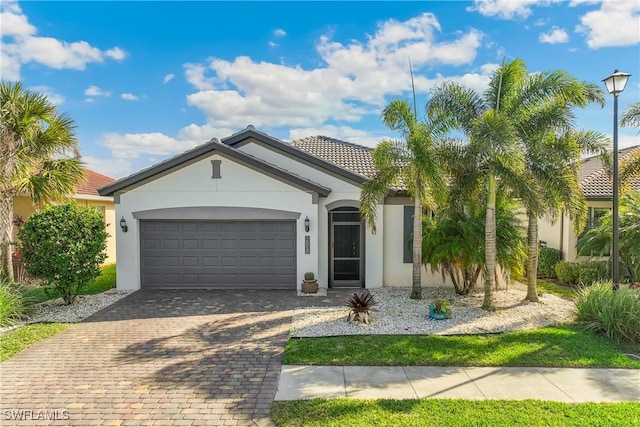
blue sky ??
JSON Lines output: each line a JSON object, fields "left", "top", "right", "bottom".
{"left": 2, "top": 0, "right": 639, "bottom": 179}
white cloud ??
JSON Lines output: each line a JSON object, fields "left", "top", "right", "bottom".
{"left": 163, "top": 73, "right": 175, "bottom": 83}
{"left": 82, "top": 156, "right": 134, "bottom": 179}
{"left": 84, "top": 98, "right": 94, "bottom": 103}
{"left": 183, "top": 13, "right": 483, "bottom": 130}
{"left": 539, "top": 26, "right": 570, "bottom": 44}
{"left": 85, "top": 85, "right": 111, "bottom": 97}
{"left": 99, "top": 132, "right": 193, "bottom": 159}
{"left": 274, "top": 28, "right": 286, "bottom": 37}
{"left": 289, "top": 126, "right": 384, "bottom": 147}
{"left": 28, "top": 85, "right": 65, "bottom": 105}
{"left": 467, "top": 0, "right": 560, "bottom": 20}
{"left": 121, "top": 93, "right": 139, "bottom": 101}
{"left": 576, "top": 0, "right": 640, "bottom": 49}
{"left": 0, "top": 1, "right": 126, "bottom": 80}
{"left": 268, "top": 41, "right": 279, "bottom": 48}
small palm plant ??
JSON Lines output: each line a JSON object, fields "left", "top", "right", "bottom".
{"left": 345, "top": 292, "right": 376, "bottom": 325}
{"left": 429, "top": 299, "right": 451, "bottom": 320}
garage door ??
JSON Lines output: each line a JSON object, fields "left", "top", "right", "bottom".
{"left": 140, "top": 220, "right": 296, "bottom": 289}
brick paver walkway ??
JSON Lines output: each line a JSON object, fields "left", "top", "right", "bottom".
{"left": 0, "top": 289, "right": 350, "bottom": 426}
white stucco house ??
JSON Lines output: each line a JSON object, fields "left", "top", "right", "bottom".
{"left": 538, "top": 145, "right": 640, "bottom": 261}
{"left": 99, "top": 126, "right": 442, "bottom": 291}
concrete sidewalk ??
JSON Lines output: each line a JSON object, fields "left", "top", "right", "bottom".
{"left": 275, "top": 365, "right": 640, "bottom": 402}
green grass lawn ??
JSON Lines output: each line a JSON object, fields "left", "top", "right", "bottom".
{"left": 284, "top": 325, "right": 640, "bottom": 368}
{"left": 272, "top": 399, "right": 640, "bottom": 427}
{"left": 536, "top": 279, "right": 576, "bottom": 299}
{"left": 0, "top": 323, "right": 68, "bottom": 362}
{"left": 25, "top": 263, "right": 116, "bottom": 303}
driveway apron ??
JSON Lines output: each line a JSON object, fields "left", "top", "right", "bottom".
{"left": 0, "top": 289, "right": 348, "bottom": 426}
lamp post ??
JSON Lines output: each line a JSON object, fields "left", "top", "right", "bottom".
{"left": 602, "top": 70, "right": 631, "bottom": 290}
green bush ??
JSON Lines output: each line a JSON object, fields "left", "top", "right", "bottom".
{"left": 575, "top": 282, "right": 640, "bottom": 345}
{"left": 18, "top": 203, "right": 108, "bottom": 305}
{"left": 0, "top": 278, "right": 31, "bottom": 327}
{"left": 577, "top": 261, "right": 609, "bottom": 287}
{"left": 555, "top": 262, "right": 579, "bottom": 287}
{"left": 555, "top": 261, "right": 609, "bottom": 287}
{"left": 537, "top": 247, "right": 562, "bottom": 279}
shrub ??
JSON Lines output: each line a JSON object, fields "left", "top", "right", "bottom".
{"left": 537, "top": 247, "right": 561, "bottom": 279}
{"left": 577, "top": 262, "right": 609, "bottom": 287}
{"left": 18, "top": 203, "right": 108, "bottom": 305}
{"left": 575, "top": 282, "right": 640, "bottom": 345}
{"left": 345, "top": 292, "right": 376, "bottom": 324}
{"left": 0, "top": 278, "right": 31, "bottom": 327}
{"left": 555, "top": 262, "right": 580, "bottom": 287}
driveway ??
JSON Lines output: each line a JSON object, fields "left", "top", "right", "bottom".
{"left": 0, "top": 289, "right": 348, "bottom": 426}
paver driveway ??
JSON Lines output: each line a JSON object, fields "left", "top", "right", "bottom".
{"left": 0, "top": 289, "right": 347, "bottom": 426}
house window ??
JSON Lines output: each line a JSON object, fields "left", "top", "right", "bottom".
{"left": 587, "top": 207, "right": 609, "bottom": 230}
{"left": 403, "top": 206, "right": 434, "bottom": 264}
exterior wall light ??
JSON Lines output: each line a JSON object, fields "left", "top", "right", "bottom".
{"left": 304, "top": 216, "right": 310, "bottom": 233}
{"left": 602, "top": 69, "right": 631, "bottom": 291}
{"left": 120, "top": 216, "right": 128, "bottom": 233}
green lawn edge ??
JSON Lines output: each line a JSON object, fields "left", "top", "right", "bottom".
{"left": 25, "top": 263, "right": 116, "bottom": 303}
{"left": 272, "top": 399, "right": 640, "bottom": 427}
{"left": 0, "top": 323, "right": 68, "bottom": 362}
{"left": 284, "top": 325, "right": 640, "bottom": 368}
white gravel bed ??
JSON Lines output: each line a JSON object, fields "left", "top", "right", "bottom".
{"left": 26, "top": 289, "right": 132, "bottom": 324}
{"left": 291, "top": 284, "right": 575, "bottom": 337}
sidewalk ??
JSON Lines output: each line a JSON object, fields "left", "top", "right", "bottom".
{"left": 275, "top": 365, "right": 640, "bottom": 402}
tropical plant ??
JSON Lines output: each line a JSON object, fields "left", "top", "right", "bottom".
{"left": 577, "top": 190, "right": 640, "bottom": 283}
{"left": 0, "top": 277, "right": 31, "bottom": 327}
{"left": 360, "top": 98, "right": 446, "bottom": 300}
{"left": 422, "top": 198, "right": 527, "bottom": 296}
{"left": 345, "top": 292, "right": 376, "bottom": 324}
{"left": 0, "top": 81, "right": 85, "bottom": 280}
{"left": 428, "top": 59, "right": 590, "bottom": 309}
{"left": 575, "top": 282, "right": 640, "bottom": 345}
{"left": 620, "top": 101, "right": 640, "bottom": 187}
{"left": 18, "top": 203, "right": 107, "bottom": 305}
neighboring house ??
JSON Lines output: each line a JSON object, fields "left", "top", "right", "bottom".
{"left": 13, "top": 168, "right": 117, "bottom": 264}
{"left": 99, "top": 126, "right": 445, "bottom": 291}
{"left": 538, "top": 145, "right": 640, "bottom": 261}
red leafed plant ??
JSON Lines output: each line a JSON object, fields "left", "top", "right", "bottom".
{"left": 345, "top": 292, "right": 376, "bottom": 324}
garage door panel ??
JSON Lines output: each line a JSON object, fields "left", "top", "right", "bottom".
{"left": 140, "top": 220, "right": 296, "bottom": 289}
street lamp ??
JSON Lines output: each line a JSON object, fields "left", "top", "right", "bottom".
{"left": 602, "top": 70, "right": 631, "bottom": 290}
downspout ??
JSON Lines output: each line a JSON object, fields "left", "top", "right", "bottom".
{"left": 559, "top": 211, "right": 565, "bottom": 260}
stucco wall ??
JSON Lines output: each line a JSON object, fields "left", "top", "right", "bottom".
{"left": 237, "top": 141, "right": 384, "bottom": 288}
{"left": 382, "top": 204, "right": 448, "bottom": 287}
{"left": 115, "top": 153, "right": 316, "bottom": 291}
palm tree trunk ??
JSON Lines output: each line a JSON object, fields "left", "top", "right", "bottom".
{"left": 526, "top": 212, "right": 540, "bottom": 302}
{"left": 0, "top": 194, "right": 15, "bottom": 281}
{"left": 483, "top": 174, "right": 496, "bottom": 311}
{"left": 411, "top": 195, "right": 422, "bottom": 300}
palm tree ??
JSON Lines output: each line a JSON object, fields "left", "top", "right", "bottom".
{"left": 360, "top": 99, "right": 446, "bottom": 299}
{"left": 428, "top": 59, "right": 597, "bottom": 310}
{"left": 0, "top": 81, "right": 85, "bottom": 280}
{"left": 422, "top": 196, "right": 527, "bottom": 296}
{"left": 620, "top": 101, "right": 640, "bottom": 185}
{"left": 515, "top": 83, "right": 608, "bottom": 301}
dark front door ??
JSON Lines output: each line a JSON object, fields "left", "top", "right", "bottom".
{"left": 329, "top": 208, "right": 364, "bottom": 288}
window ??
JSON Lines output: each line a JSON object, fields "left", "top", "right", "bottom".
{"left": 587, "top": 207, "right": 609, "bottom": 230}
{"left": 403, "top": 206, "right": 434, "bottom": 263}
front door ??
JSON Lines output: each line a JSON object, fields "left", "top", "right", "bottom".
{"left": 329, "top": 208, "right": 364, "bottom": 288}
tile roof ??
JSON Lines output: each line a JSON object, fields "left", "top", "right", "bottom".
{"left": 580, "top": 145, "right": 640, "bottom": 199}
{"left": 77, "top": 168, "right": 116, "bottom": 197}
{"left": 288, "top": 135, "right": 376, "bottom": 179}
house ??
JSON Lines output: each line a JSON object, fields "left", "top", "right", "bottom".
{"left": 99, "top": 126, "right": 445, "bottom": 291}
{"left": 538, "top": 145, "right": 640, "bottom": 261}
{"left": 13, "top": 168, "right": 117, "bottom": 264}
